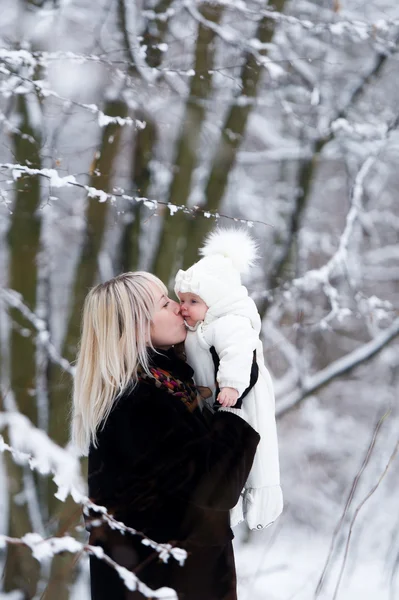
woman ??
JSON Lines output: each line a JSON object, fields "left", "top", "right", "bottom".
{"left": 72, "top": 272, "right": 260, "bottom": 600}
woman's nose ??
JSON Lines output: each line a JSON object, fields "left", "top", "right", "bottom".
{"left": 171, "top": 300, "right": 181, "bottom": 314}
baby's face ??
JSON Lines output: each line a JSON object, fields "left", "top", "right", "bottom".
{"left": 178, "top": 292, "right": 208, "bottom": 327}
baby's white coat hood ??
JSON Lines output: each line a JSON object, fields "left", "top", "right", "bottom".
{"left": 204, "top": 286, "right": 261, "bottom": 333}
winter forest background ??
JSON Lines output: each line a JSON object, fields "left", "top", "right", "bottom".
{"left": 0, "top": 0, "right": 398, "bottom": 598}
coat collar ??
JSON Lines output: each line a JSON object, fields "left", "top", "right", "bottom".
{"left": 147, "top": 347, "right": 195, "bottom": 381}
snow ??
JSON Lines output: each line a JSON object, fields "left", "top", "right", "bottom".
{"left": 168, "top": 204, "right": 179, "bottom": 215}
{"left": 86, "top": 186, "right": 109, "bottom": 203}
{"left": 21, "top": 532, "right": 82, "bottom": 561}
{"left": 143, "top": 200, "right": 158, "bottom": 210}
{"left": 235, "top": 527, "right": 398, "bottom": 600}
{"left": 97, "top": 113, "right": 136, "bottom": 128}
{"left": 1, "top": 164, "right": 77, "bottom": 187}
{"left": 141, "top": 539, "right": 188, "bottom": 566}
{"left": 1, "top": 0, "right": 399, "bottom": 597}
{"left": 0, "top": 411, "right": 85, "bottom": 503}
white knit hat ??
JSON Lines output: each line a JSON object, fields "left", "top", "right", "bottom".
{"left": 174, "top": 228, "right": 258, "bottom": 308}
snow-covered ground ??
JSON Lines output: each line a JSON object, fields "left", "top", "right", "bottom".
{"left": 235, "top": 522, "right": 398, "bottom": 600}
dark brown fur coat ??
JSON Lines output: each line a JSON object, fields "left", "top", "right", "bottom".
{"left": 87, "top": 348, "right": 260, "bottom": 599}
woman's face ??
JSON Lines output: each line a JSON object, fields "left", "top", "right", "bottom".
{"left": 150, "top": 288, "right": 187, "bottom": 349}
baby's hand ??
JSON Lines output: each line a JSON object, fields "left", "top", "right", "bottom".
{"left": 217, "top": 387, "right": 239, "bottom": 408}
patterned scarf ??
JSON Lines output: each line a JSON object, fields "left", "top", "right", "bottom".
{"left": 137, "top": 364, "right": 199, "bottom": 413}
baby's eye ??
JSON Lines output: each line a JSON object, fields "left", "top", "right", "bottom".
{"left": 191, "top": 300, "right": 197, "bottom": 304}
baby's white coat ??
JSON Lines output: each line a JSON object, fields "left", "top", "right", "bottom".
{"left": 184, "top": 286, "right": 283, "bottom": 530}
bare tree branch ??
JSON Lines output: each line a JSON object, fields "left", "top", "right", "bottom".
{"left": 262, "top": 38, "right": 399, "bottom": 317}
{"left": 276, "top": 318, "right": 399, "bottom": 417}
{"left": 332, "top": 436, "right": 399, "bottom": 600}
{"left": 314, "top": 410, "right": 391, "bottom": 597}
{"left": 0, "top": 288, "right": 74, "bottom": 376}
{"left": 0, "top": 163, "right": 271, "bottom": 228}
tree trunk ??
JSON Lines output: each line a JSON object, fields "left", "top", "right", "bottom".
{"left": 3, "top": 93, "right": 42, "bottom": 599}
{"left": 151, "top": 3, "right": 223, "bottom": 285}
{"left": 119, "top": 111, "right": 157, "bottom": 273}
{"left": 45, "top": 98, "right": 127, "bottom": 600}
{"left": 142, "top": 0, "right": 174, "bottom": 69}
{"left": 48, "top": 97, "right": 128, "bottom": 451}
{"left": 258, "top": 136, "right": 325, "bottom": 319}
{"left": 183, "top": 0, "right": 287, "bottom": 270}
{"left": 40, "top": 495, "right": 84, "bottom": 600}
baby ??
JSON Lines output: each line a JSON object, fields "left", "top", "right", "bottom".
{"left": 174, "top": 228, "right": 283, "bottom": 530}
{"left": 177, "top": 291, "right": 243, "bottom": 408}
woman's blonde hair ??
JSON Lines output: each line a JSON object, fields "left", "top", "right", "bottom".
{"left": 71, "top": 271, "right": 167, "bottom": 456}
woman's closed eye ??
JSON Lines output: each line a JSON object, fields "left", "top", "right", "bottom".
{"left": 163, "top": 300, "right": 170, "bottom": 308}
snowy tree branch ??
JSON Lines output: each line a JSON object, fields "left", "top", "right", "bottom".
{"left": 196, "top": 1, "right": 399, "bottom": 46}
{"left": 0, "top": 288, "right": 74, "bottom": 376}
{"left": 0, "top": 163, "right": 272, "bottom": 227}
{"left": 184, "top": 1, "right": 398, "bottom": 65}
{"left": 276, "top": 318, "right": 399, "bottom": 417}
{"left": 117, "top": 0, "right": 161, "bottom": 83}
{"left": 0, "top": 412, "right": 85, "bottom": 502}
{"left": 285, "top": 113, "right": 399, "bottom": 325}
{"left": 0, "top": 533, "right": 181, "bottom": 599}
{"left": 0, "top": 57, "right": 144, "bottom": 129}
{"left": 184, "top": 1, "right": 284, "bottom": 78}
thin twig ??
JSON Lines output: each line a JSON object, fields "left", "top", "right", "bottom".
{"left": 314, "top": 410, "right": 391, "bottom": 597}
{"left": 332, "top": 436, "right": 399, "bottom": 600}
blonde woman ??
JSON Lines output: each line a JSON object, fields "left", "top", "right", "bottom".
{"left": 72, "top": 272, "right": 260, "bottom": 600}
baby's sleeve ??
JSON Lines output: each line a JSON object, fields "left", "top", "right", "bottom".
{"left": 211, "top": 315, "right": 259, "bottom": 397}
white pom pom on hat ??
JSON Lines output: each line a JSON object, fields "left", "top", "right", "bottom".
{"left": 199, "top": 228, "right": 259, "bottom": 274}
{"left": 174, "top": 228, "right": 259, "bottom": 308}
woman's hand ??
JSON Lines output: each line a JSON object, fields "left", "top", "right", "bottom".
{"left": 217, "top": 387, "right": 239, "bottom": 408}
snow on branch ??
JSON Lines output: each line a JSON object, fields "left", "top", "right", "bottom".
{"left": 331, "top": 118, "right": 390, "bottom": 141}
{"left": 184, "top": 2, "right": 285, "bottom": 78}
{"left": 2, "top": 163, "right": 78, "bottom": 188}
{"left": 0, "top": 163, "right": 271, "bottom": 228}
{"left": 0, "top": 107, "right": 36, "bottom": 142}
{"left": 192, "top": 1, "right": 399, "bottom": 50}
{"left": 276, "top": 317, "right": 399, "bottom": 417}
{"left": 276, "top": 29, "right": 319, "bottom": 91}
{"left": 0, "top": 59, "right": 145, "bottom": 129}
{"left": 83, "top": 500, "right": 187, "bottom": 566}
{"left": 0, "top": 288, "right": 74, "bottom": 376}
{"left": 287, "top": 114, "right": 399, "bottom": 324}
{"left": 238, "top": 146, "right": 313, "bottom": 163}
{"left": 286, "top": 155, "right": 375, "bottom": 325}
{"left": 0, "top": 412, "right": 85, "bottom": 502}
{"left": 0, "top": 532, "right": 180, "bottom": 599}
{"left": 118, "top": 0, "right": 160, "bottom": 83}
{"left": 0, "top": 48, "right": 241, "bottom": 82}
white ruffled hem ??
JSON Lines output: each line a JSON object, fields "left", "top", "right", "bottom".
{"left": 230, "top": 485, "right": 283, "bottom": 531}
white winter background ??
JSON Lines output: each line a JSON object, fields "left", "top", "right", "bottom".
{"left": 0, "top": 0, "right": 398, "bottom": 599}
